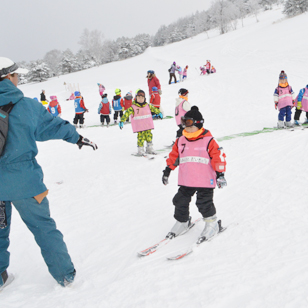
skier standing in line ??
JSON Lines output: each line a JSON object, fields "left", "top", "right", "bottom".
{"left": 123, "top": 92, "right": 133, "bottom": 123}
{"left": 112, "top": 88, "right": 124, "bottom": 124}
{"left": 273, "top": 71, "right": 295, "bottom": 128}
{"left": 0, "top": 57, "right": 98, "bottom": 290}
{"left": 182, "top": 66, "right": 188, "bottom": 81}
{"left": 73, "top": 91, "right": 88, "bottom": 128}
{"left": 168, "top": 62, "right": 178, "bottom": 84}
{"left": 40, "top": 90, "right": 48, "bottom": 106}
{"left": 205, "top": 60, "right": 211, "bottom": 75}
{"left": 150, "top": 86, "right": 162, "bottom": 118}
{"left": 294, "top": 84, "right": 308, "bottom": 125}
{"left": 97, "top": 83, "right": 105, "bottom": 96}
{"left": 177, "top": 66, "right": 183, "bottom": 82}
{"left": 98, "top": 93, "right": 111, "bottom": 127}
{"left": 162, "top": 106, "right": 227, "bottom": 241}
{"left": 175, "top": 88, "right": 191, "bottom": 138}
{"left": 119, "top": 89, "right": 163, "bottom": 156}
{"left": 146, "top": 70, "right": 162, "bottom": 96}
{"left": 47, "top": 95, "right": 62, "bottom": 117}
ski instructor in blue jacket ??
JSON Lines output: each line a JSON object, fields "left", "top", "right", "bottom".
{"left": 0, "top": 57, "right": 98, "bottom": 290}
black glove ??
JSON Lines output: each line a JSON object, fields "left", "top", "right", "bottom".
{"left": 216, "top": 172, "right": 227, "bottom": 189}
{"left": 77, "top": 135, "right": 98, "bottom": 150}
{"left": 162, "top": 167, "right": 171, "bottom": 185}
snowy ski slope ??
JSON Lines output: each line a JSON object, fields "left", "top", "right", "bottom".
{"left": 2, "top": 6, "right": 308, "bottom": 308}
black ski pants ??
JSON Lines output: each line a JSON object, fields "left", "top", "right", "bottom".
{"left": 100, "top": 115, "right": 110, "bottom": 124}
{"left": 73, "top": 113, "right": 84, "bottom": 125}
{"left": 114, "top": 111, "right": 123, "bottom": 121}
{"left": 294, "top": 109, "right": 308, "bottom": 121}
{"left": 172, "top": 186, "right": 216, "bottom": 222}
{"left": 169, "top": 73, "right": 177, "bottom": 84}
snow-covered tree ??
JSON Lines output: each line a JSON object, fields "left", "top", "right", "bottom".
{"left": 234, "top": 0, "right": 250, "bottom": 26}
{"left": 60, "top": 49, "right": 80, "bottom": 74}
{"left": 101, "top": 40, "right": 118, "bottom": 63}
{"left": 247, "top": 0, "right": 261, "bottom": 22}
{"left": 283, "top": 0, "right": 308, "bottom": 16}
{"left": 27, "top": 61, "right": 51, "bottom": 83}
{"left": 43, "top": 49, "right": 62, "bottom": 76}
{"left": 210, "top": 0, "right": 239, "bottom": 34}
{"left": 78, "top": 28, "right": 104, "bottom": 65}
{"left": 76, "top": 50, "right": 96, "bottom": 70}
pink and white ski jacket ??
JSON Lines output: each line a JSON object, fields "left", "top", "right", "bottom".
{"left": 166, "top": 128, "right": 226, "bottom": 188}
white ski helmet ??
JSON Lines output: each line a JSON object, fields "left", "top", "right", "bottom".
{"left": 0, "top": 57, "right": 28, "bottom": 78}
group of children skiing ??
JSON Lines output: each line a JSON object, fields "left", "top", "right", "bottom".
{"left": 200, "top": 60, "right": 216, "bottom": 75}
{"left": 168, "top": 62, "right": 188, "bottom": 84}
{"left": 274, "top": 70, "right": 308, "bottom": 127}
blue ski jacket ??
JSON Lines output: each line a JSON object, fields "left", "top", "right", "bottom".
{"left": 0, "top": 79, "right": 79, "bottom": 200}
{"left": 297, "top": 85, "right": 308, "bottom": 101}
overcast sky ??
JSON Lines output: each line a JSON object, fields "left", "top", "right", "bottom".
{"left": 1, "top": 0, "right": 211, "bottom": 63}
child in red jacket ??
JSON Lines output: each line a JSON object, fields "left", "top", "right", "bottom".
{"left": 162, "top": 106, "right": 227, "bottom": 243}
{"left": 47, "top": 96, "right": 62, "bottom": 117}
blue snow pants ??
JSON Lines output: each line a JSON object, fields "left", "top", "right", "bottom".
{"left": 278, "top": 106, "right": 292, "bottom": 122}
{"left": 0, "top": 197, "right": 75, "bottom": 286}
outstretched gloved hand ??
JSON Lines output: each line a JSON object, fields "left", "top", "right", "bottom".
{"left": 162, "top": 167, "right": 171, "bottom": 185}
{"left": 77, "top": 135, "right": 98, "bottom": 150}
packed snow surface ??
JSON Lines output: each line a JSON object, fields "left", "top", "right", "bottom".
{"left": 2, "top": 7, "right": 308, "bottom": 308}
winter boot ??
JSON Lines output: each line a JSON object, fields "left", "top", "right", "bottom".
{"left": 79, "top": 124, "right": 84, "bottom": 129}
{"left": 59, "top": 269, "right": 76, "bottom": 288}
{"left": 107, "top": 123, "right": 110, "bottom": 128}
{"left": 0, "top": 270, "right": 14, "bottom": 292}
{"left": 136, "top": 146, "right": 145, "bottom": 156}
{"left": 74, "top": 124, "right": 78, "bottom": 128}
{"left": 303, "top": 118, "right": 308, "bottom": 124}
{"left": 199, "top": 215, "right": 219, "bottom": 241}
{"left": 285, "top": 121, "right": 294, "bottom": 128}
{"left": 146, "top": 142, "right": 156, "bottom": 154}
{"left": 114, "top": 120, "right": 117, "bottom": 124}
{"left": 166, "top": 217, "right": 192, "bottom": 239}
{"left": 294, "top": 120, "right": 300, "bottom": 126}
{"left": 277, "top": 120, "right": 285, "bottom": 129}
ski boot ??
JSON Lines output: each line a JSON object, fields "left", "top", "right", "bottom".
{"left": 166, "top": 217, "right": 192, "bottom": 239}
{"left": 277, "top": 120, "right": 285, "bottom": 129}
{"left": 285, "top": 121, "right": 294, "bottom": 128}
{"left": 199, "top": 215, "right": 219, "bottom": 242}
{"left": 146, "top": 142, "right": 156, "bottom": 154}
{"left": 303, "top": 118, "right": 308, "bottom": 124}
{"left": 107, "top": 123, "right": 110, "bottom": 128}
{"left": 136, "top": 146, "right": 145, "bottom": 156}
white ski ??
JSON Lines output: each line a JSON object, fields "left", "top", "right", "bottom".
{"left": 166, "top": 220, "right": 230, "bottom": 261}
{"left": 138, "top": 217, "right": 202, "bottom": 257}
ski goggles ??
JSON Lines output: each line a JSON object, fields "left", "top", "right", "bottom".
{"left": 181, "top": 117, "right": 204, "bottom": 127}
{"left": 136, "top": 93, "right": 145, "bottom": 97}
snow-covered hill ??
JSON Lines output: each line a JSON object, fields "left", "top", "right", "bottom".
{"left": 2, "top": 7, "right": 308, "bottom": 308}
